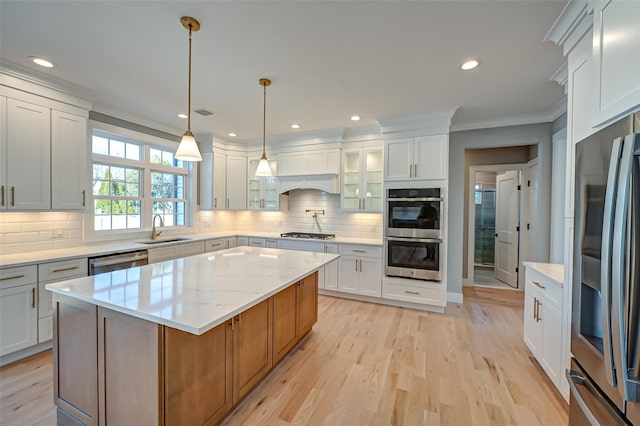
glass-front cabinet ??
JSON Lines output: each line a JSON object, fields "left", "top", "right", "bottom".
{"left": 248, "top": 158, "right": 280, "bottom": 210}
{"left": 342, "top": 147, "right": 383, "bottom": 212}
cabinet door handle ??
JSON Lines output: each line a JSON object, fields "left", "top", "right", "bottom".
{"left": 533, "top": 298, "right": 538, "bottom": 320}
{"left": 52, "top": 266, "right": 79, "bottom": 273}
{"left": 32, "top": 287, "right": 36, "bottom": 309}
{"left": 532, "top": 281, "right": 546, "bottom": 289}
{"left": 409, "top": 164, "right": 412, "bottom": 178}
{"left": 0, "top": 274, "right": 25, "bottom": 281}
{"left": 413, "top": 163, "right": 417, "bottom": 177}
{"left": 237, "top": 316, "right": 241, "bottom": 326}
{"left": 536, "top": 300, "right": 542, "bottom": 322}
{"left": 214, "top": 197, "right": 217, "bottom": 208}
{"left": 11, "top": 186, "right": 15, "bottom": 206}
{"left": 82, "top": 189, "right": 86, "bottom": 207}
{"left": 227, "top": 198, "right": 230, "bottom": 209}
{"left": 405, "top": 290, "right": 420, "bottom": 295}
{"left": 1, "top": 185, "right": 4, "bottom": 206}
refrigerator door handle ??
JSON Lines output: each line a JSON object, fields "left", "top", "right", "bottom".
{"left": 612, "top": 134, "right": 638, "bottom": 401}
{"left": 566, "top": 369, "right": 627, "bottom": 425}
{"left": 601, "top": 136, "right": 624, "bottom": 387}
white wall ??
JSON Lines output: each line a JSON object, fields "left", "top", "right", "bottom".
{"left": 448, "top": 123, "right": 553, "bottom": 296}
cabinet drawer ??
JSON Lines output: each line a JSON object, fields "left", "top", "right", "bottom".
{"left": 38, "top": 316, "right": 53, "bottom": 343}
{"left": 383, "top": 281, "right": 444, "bottom": 306}
{"left": 38, "top": 258, "right": 88, "bottom": 282}
{"left": 205, "top": 239, "right": 227, "bottom": 252}
{"left": 147, "top": 246, "right": 178, "bottom": 263}
{"left": 528, "top": 271, "right": 562, "bottom": 307}
{"left": 0, "top": 265, "right": 37, "bottom": 289}
{"left": 339, "top": 244, "right": 382, "bottom": 258}
{"left": 249, "top": 238, "right": 266, "bottom": 247}
{"left": 177, "top": 242, "right": 204, "bottom": 257}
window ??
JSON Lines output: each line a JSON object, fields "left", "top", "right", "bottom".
{"left": 91, "top": 131, "right": 189, "bottom": 233}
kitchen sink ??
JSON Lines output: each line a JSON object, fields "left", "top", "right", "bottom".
{"left": 137, "top": 237, "right": 192, "bottom": 245}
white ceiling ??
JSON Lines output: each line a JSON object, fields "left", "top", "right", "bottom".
{"left": 0, "top": 1, "right": 567, "bottom": 143}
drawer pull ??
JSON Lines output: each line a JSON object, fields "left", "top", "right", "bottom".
{"left": 210, "top": 243, "right": 223, "bottom": 246}
{"left": 0, "top": 274, "right": 25, "bottom": 281}
{"left": 1, "top": 185, "right": 4, "bottom": 206}
{"left": 404, "top": 290, "right": 420, "bottom": 295}
{"left": 352, "top": 249, "right": 366, "bottom": 253}
{"left": 32, "top": 287, "right": 36, "bottom": 309}
{"left": 52, "top": 266, "right": 80, "bottom": 273}
{"left": 82, "top": 189, "right": 86, "bottom": 207}
{"left": 532, "top": 281, "right": 546, "bottom": 289}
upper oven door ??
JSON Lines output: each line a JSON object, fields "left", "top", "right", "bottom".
{"left": 387, "top": 198, "right": 442, "bottom": 238}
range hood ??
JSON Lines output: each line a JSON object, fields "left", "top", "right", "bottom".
{"left": 277, "top": 174, "right": 340, "bottom": 194}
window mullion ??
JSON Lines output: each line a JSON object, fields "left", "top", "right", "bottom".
{"left": 143, "top": 144, "right": 152, "bottom": 229}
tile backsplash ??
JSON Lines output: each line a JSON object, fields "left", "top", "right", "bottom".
{"left": 234, "top": 190, "right": 382, "bottom": 239}
{"left": 0, "top": 190, "right": 381, "bottom": 255}
{"left": 0, "top": 212, "right": 84, "bottom": 255}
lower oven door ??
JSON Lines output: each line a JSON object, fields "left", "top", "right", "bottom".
{"left": 386, "top": 237, "right": 441, "bottom": 281}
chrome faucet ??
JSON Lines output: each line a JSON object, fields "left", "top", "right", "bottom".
{"left": 151, "top": 214, "right": 164, "bottom": 240}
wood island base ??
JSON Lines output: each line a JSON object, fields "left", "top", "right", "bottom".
{"left": 52, "top": 272, "right": 318, "bottom": 425}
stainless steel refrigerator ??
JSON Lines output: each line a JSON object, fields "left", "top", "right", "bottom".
{"left": 570, "top": 112, "right": 640, "bottom": 425}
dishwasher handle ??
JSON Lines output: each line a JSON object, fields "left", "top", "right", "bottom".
{"left": 89, "top": 251, "right": 149, "bottom": 274}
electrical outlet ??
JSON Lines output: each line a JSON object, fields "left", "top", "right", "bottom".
{"left": 51, "top": 226, "right": 64, "bottom": 238}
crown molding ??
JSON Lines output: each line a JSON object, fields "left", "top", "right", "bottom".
{"left": 544, "top": 0, "right": 593, "bottom": 56}
{"left": 550, "top": 62, "right": 569, "bottom": 94}
{"left": 450, "top": 112, "right": 553, "bottom": 132}
{"left": 549, "top": 98, "right": 568, "bottom": 122}
{"left": 375, "top": 108, "right": 458, "bottom": 138}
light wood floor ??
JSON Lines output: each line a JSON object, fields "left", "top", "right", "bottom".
{"left": 1, "top": 291, "right": 567, "bottom": 425}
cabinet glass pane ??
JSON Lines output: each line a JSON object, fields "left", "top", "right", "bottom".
{"left": 343, "top": 151, "right": 361, "bottom": 202}
{"left": 248, "top": 159, "right": 261, "bottom": 207}
{"left": 364, "top": 149, "right": 383, "bottom": 211}
{"left": 264, "top": 177, "right": 278, "bottom": 208}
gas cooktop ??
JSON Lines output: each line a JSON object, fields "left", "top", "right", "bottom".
{"left": 280, "top": 232, "right": 336, "bottom": 240}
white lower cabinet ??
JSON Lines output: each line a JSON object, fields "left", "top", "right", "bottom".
{"left": 338, "top": 244, "right": 382, "bottom": 297}
{"left": 37, "top": 258, "right": 88, "bottom": 343}
{"left": 204, "top": 237, "right": 237, "bottom": 253}
{"left": 0, "top": 266, "right": 38, "bottom": 356}
{"left": 323, "top": 243, "right": 339, "bottom": 291}
{"left": 523, "top": 265, "right": 564, "bottom": 395}
{"left": 147, "top": 241, "right": 205, "bottom": 263}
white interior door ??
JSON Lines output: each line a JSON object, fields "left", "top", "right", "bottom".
{"left": 494, "top": 171, "right": 519, "bottom": 287}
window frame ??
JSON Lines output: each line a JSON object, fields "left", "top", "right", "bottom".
{"left": 86, "top": 123, "right": 194, "bottom": 241}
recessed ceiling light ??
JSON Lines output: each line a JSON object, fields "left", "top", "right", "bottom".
{"left": 30, "top": 57, "right": 54, "bottom": 68}
{"left": 291, "top": 123, "right": 301, "bottom": 129}
{"left": 177, "top": 113, "right": 188, "bottom": 119}
{"left": 350, "top": 115, "right": 361, "bottom": 121}
{"left": 228, "top": 132, "right": 237, "bottom": 137}
{"left": 461, "top": 60, "right": 479, "bottom": 71}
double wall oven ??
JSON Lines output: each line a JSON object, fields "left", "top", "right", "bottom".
{"left": 385, "top": 188, "right": 443, "bottom": 281}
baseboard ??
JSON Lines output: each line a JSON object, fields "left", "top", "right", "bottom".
{"left": 318, "top": 289, "right": 446, "bottom": 314}
{"left": 0, "top": 341, "right": 52, "bottom": 367}
{"left": 447, "top": 292, "right": 464, "bottom": 304}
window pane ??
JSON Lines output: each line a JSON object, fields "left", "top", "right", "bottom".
{"left": 110, "top": 140, "right": 125, "bottom": 158}
{"left": 126, "top": 183, "right": 139, "bottom": 197}
{"left": 95, "top": 199, "right": 111, "bottom": 214}
{"left": 112, "top": 214, "right": 127, "bottom": 230}
{"left": 93, "top": 164, "right": 108, "bottom": 181}
{"left": 126, "top": 143, "right": 140, "bottom": 161}
{"left": 162, "top": 151, "right": 174, "bottom": 166}
{"left": 150, "top": 148, "right": 162, "bottom": 164}
{"left": 92, "top": 136, "right": 109, "bottom": 155}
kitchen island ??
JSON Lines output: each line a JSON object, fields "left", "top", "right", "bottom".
{"left": 46, "top": 246, "right": 339, "bottom": 426}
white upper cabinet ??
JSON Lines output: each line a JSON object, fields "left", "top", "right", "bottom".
{"left": 51, "top": 110, "right": 88, "bottom": 210}
{"left": 341, "top": 147, "right": 383, "bottom": 212}
{"left": 592, "top": 0, "right": 640, "bottom": 126}
{"left": 226, "top": 155, "right": 247, "bottom": 210}
{"left": 384, "top": 135, "right": 448, "bottom": 181}
{"left": 4, "top": 98, "right": 51, "bottom": 210}
{"left": 213, "top": 152, "right": 227, "bottom": 210}
{"left": 277, "top": 149, "right": 340, "bottom": 176}
{"left": 248, "top": 158, "right": 282, "bottom": 211}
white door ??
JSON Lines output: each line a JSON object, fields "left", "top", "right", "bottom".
{"left": 414, "top": 135, "right": 447, "bottom": 180}
{"left": 52, "top": 111, "right": 87, "bottom": 210}
{"left": 384, "top": 138, "right": 412, "bottom": 180}
{"left": 213, "top": 152, "right": 226, "bottom": 210}
{"left": 0, "top": 284, "right": 38, "bottom": 356}
{"left": 338, "top": 256, "right": 359, "bottom": 294}
{"left": 494, "top": 171, "right": 519, "bottom": 287}
{"left": 359, "top": 258, "right": 382, "bottom": 297}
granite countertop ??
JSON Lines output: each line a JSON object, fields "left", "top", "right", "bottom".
{"left": 46, "top": 247, "right": 339, "bottom": 335}
{"left": 523, "top": 261, "right": 564, "bottom": 286}
{"left": 0, "top": 231, "right": 381, "bottom": 268}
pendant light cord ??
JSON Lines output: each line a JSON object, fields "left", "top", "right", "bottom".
{"left": 187, "top": 24, "right": 192, "bottom": 133}
{"left": 262, "top": 83, "right": 267, "bottom": 155}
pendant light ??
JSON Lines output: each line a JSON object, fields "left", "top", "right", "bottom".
{"left": 255, "top": 78, "right": 273, "bottom": 177}
{"left": 175, "top": 16, "right": 202, "bottom": 162}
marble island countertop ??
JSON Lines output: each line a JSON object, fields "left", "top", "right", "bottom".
{"left": 46, "top": 247, "right": 339, "bottom": 335}
{"left": 523, "top": 261, "right": 564, "bottom": 285}
{"left": 0, "top": 230, "right": 381, "bottom": 268}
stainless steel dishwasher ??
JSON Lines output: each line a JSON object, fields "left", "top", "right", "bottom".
{"left": 88, "top": 250, "right": 149, "bottom": 275}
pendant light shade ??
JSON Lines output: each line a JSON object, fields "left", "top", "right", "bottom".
{"left": 176, "top": 17, "right": 202, "bottom": 162}
{"left": 255, "top": 78, "right": 273, "bottom": 177}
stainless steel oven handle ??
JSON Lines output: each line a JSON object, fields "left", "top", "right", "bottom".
{"left": 388, "top": 197, "right": 443, "bottom": 202}
{"left": 386, "top": 237, "right": 442, "bottom": 243}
